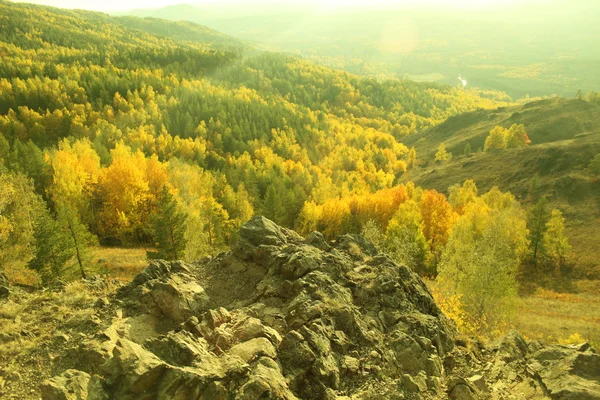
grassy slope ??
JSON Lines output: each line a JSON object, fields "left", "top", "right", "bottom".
{"left": 516, "top": 280, "right": 600, "bottom": 347}
{"left": 403, "top": 98, "right": 600, "bottom": 273}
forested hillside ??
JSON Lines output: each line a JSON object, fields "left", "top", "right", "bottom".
{"left": 0, "top": 0, "right": 511, "bottom": 272}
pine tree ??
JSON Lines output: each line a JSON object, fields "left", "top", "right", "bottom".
{"left": 57, "top": 205, "right": 98, "bottom": 279}
{"left": 148, "top": 186, "right": 188, "bottom": 261}
{"left": 527, "top": 198, "right": 550, "bottom": 268}
{"left": 463, "top": 143, "right": 472, "bottom": 156}
{"left": 28, "top": 208, "right": 73, "bottom": 284}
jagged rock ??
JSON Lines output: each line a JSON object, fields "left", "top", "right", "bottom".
{"left": 496, "top": 330, "right": 529, "bottom": 362}
{"left": 238, "top": 216, "right": 301, "bottom": 247}
{"left": 401, "top": 372, "right": 428, "bottom": 394}
{"left": 466, "top": 374, "right": 488, "bottom": 393}
{"left": 205, "top": 307, "right": 232, "bottom": 329}
{"left": 341, "top": 356, "right": 360, "bottom": 375}
{"left": 118, "top": 260, "right": 209, "bottom": 324}
{"left": 231, "top": 316, "right": 282, "bottom": 346}
{"left": 280, "top": 250, "right": 321, "bottom": 280}
{"left": 305, "top": 231, "right": 331, "bottom": 251}
{"left": 228, "top": 337, "right": 277, "bottom": 363}
{"left": 144, "top": 277, "right": 208, "bottom": 324}
{"left": 448, "top": 382, "right": 477, "bottom": 400}
{"left": 102, "top": 338, "right": 167, "bottom": 394}
{"left": 144, "top": 331, "right": 210, "bottom": 367}
{"left": 38, "top": 217, "right": 600, "bottom": 400}
{"left": 41, "top": 370, "right": 107, "bottom": 400}
{"left": 238, "top": 357, "right": 298, "bottom": 400}
{"left": 533, "top": 344, "right": 600, "bottom": 399}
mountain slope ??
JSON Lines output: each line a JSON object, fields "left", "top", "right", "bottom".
{"left": 403, "top": 98, "right": 600, "bottom": 273}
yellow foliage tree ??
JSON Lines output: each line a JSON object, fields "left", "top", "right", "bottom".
{"left": 97, "top": 143, "right": 168, "bottom": 244}
{"left": 420, "top": 190, "right": 455, "bottom": 251}
{"left": 435, "top": 143, "right": 450, "bottom": 162}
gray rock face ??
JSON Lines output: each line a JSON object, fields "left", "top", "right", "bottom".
{"left": 40, "top": 217, "right": 600, "bottom": 400}
{"left": 40, "top": 370, "right": 107, "bottom": 400}
{"left": 117, "top": 260, "right": 209, "bottom": 324}
{"left": 531, "top": 343, "right": 600, "bottom": 399}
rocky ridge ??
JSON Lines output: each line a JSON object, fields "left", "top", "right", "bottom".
{"left": 34, "top": 217, "right": 600, "bottom": 399}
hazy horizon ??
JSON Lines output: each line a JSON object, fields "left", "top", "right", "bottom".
{"left": 11, "top": 0, "right": 542, "bottom": 12}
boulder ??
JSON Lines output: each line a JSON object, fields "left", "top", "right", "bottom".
{"left": 102, "top": 339, "right": 167, "bottom": 394}
{"left": 228, "top": 337, "right": 277, "bottom": 363}
{"left": 238, "top": 216, "right": 300, "bottom": 247}
{"left": 533, "top": 344, "right": 600, "bottom": 399}
{"left": 145, "top": 278, "right": 208, "bottom": 323}
{"left": 41, "top": 370, "right": 107, "bottom": 400}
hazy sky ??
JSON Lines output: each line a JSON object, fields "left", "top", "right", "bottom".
{"left": 13, "top": 0, "right": 521, "bottom": 12}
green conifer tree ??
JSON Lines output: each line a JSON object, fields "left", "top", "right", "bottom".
{"left": 28, "top": 207, "right": 73, "bottom": 284}
{"left": 58, "top": 205, "right": 98, "bottom": 279}
{"left": 527, "top": 198, "right": 550, "bottom": 267}
{"left": 463, "top": 142, "right": 472, "bottom": 156}
{"left": 148, "top": 186, "right": 188, "bottom": 260}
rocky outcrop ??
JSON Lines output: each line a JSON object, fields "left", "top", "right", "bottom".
{"left": 41, "top": 216, "right": 600, "bottom": 399}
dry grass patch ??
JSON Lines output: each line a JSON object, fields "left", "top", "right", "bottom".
{"left": 427, "top": 278, "right": 600, "bottom": 347}
{"left": 92, "top": 247, "right": 149, "bottom": 282}
{"left": 515, "top": 280, "right": 600, "bottom": 347}
{"left": 3, "top": 262, "right": 41, "bottom": 287}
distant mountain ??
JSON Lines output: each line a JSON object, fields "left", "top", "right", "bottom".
{"left": 114, "top": 15, "right": 246, "bottom": 49}
{"left": 117, "top": 3, "right": 201, "bottom": 19}
{"left": 117, "top": 1, "right": 600, "bottom": 99}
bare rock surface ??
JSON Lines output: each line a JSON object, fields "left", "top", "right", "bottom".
{"left": 39, "top": 216, "right": 600, "bottom": 399}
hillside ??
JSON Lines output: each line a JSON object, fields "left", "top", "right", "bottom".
{"left": 0, "top": 0, "right": 511, "bottom": 268}
{"left": 403, "top": 98, "right": 600, "bottom": 272}
{"left": 119, "top": 1, "right": 600, "bottom": 99}
{"left": 1, "top": 218, "right": 599, "bottom": 399}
